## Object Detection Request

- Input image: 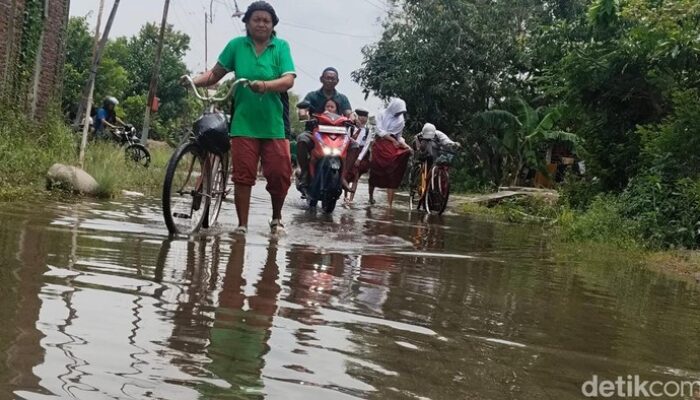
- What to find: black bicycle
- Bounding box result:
[161,76,248,236]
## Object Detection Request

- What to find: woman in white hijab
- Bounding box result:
[368,98,413,207]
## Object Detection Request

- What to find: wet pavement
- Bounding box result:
[2,184,700,399]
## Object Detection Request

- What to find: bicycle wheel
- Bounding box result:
[162,143,210,236]
[203,153,228,229]
[409,162,426,211]
[427,166,450,215]
[125,143,151,167]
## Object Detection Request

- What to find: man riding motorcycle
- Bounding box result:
[296,67,353,194]
[94,96,126,140]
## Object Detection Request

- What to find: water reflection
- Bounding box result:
[4,195,700,399]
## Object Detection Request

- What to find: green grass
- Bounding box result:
[84,141,172,198]
[0,109,173,201]
[0,110,76,201]
[461,194,640,248]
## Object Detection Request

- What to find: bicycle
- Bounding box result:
[162,76,249,236]
[408,143,458,215]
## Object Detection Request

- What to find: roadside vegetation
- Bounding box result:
[0,109,171,201]
[357,0,700,251]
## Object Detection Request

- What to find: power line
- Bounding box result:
[360,0,389,12]
[279,22,376,39]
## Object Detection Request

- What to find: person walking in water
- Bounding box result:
[368,98,412,208]
[344,107,373,203]
[185,1,296,235]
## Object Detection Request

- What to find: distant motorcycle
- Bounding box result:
[114,124,151,168]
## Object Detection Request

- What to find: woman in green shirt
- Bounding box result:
[188,1,296,235]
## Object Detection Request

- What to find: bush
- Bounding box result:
[620,176,700,249]
[560,174,604,210]
[0,108,77,199]
[558,196,639,248]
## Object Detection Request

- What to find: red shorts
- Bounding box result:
[230,137,292,197]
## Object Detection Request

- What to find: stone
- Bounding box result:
[46,163,100,196]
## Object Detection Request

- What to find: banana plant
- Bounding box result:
[473,98,581,186]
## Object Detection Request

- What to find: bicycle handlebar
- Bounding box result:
[181,75,250,103]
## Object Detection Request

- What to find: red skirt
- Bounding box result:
[369,138,411,189]
[345,147,371,182]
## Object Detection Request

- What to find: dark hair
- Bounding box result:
[324,98,341,112]
[322,67,339,76]
[243,1,279,26]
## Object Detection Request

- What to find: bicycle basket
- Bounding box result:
[194,112,230,154]
[435,150,455,166]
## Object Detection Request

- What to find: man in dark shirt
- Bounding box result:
[296,67,353,194]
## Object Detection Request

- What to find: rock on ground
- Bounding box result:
[46,163,100,196]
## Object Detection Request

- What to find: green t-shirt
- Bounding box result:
[218,36,296,139]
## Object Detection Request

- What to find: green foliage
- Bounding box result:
[62,18,193,140]
[472,98,580,185]
[16,0,44,91]
[0,109,77,200]
[620,176,700,249]
[558,196,639,248]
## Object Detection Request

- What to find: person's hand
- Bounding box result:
[250,80,267,94]
[179,75,192,88]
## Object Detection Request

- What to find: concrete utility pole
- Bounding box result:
[78,0,119,168]
[205,12,208,71]
[141,0,170,145]
[73,0,106,129]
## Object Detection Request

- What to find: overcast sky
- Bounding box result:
[69,0,390,112]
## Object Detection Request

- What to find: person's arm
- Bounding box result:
[436,130,459,147]
[340,95,352,117]
[357,130,374,163]
[250,74,295,93]
[189,63,228,87]
[115,116,126,126]
[251,39,296,94]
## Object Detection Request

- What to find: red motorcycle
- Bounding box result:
[298,105,352,213]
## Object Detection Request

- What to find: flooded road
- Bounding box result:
[2,184,700,399]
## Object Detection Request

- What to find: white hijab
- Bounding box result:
[376,98,407,137]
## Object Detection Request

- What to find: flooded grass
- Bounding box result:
[0,110,173,201]
[84,141,171,198]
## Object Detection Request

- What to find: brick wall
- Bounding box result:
[0,0,70,119]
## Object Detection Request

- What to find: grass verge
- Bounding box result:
[0,109,172,201]
[460,193,700,281]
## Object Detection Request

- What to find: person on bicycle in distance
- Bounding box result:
[296,67,352,194]
[186,1,296,235]
[411,123,461,185]
[94,96,125,140]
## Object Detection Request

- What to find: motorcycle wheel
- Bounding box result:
[321,168,341,213]
[125,143,151,167]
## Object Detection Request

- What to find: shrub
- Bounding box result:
[558,196,639,248]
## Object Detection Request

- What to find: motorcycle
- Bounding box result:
[114,124,151,168]
[297,102,352,213]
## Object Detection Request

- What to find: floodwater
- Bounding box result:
[2,184,700,400]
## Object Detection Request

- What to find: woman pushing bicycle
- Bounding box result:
[185,1,296,236]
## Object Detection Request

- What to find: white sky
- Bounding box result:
[69,0,389,113]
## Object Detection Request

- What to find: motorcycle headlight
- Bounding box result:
[331,148,342,156]
[322,146,332,156]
